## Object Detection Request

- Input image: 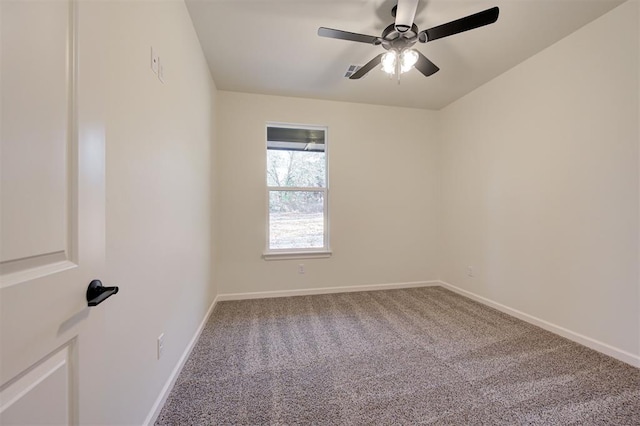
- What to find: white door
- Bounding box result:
[1,1,107,424]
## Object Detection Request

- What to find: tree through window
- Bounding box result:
[266,124,328,252]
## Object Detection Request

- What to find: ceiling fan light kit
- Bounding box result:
[318,1,499,81]
[381,49,419,75]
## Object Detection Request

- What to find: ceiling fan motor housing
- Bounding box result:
[380,23,418,51]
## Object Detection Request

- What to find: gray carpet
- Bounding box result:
[156,286,640,425]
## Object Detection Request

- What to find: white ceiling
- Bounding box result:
[185,0,625,110]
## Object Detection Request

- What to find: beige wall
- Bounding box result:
[215,92,440,295]
[102,1,216,423]
[4,0,637,424]
[439,1,639,358]
[87,2,639,422]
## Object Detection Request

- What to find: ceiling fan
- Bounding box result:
[318,0,499,80]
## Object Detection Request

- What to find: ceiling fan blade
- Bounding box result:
[350,54,384,79]
[414,51,439,76]
[318,27,379,44]
[395,0,419,33]
[418,6,499,43]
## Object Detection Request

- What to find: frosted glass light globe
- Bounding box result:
[381,51,397,75]
[400,49,418,73]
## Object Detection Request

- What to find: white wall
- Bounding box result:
[215,92,440,295]
[98,1,217,423]
[90,2,639,422]
[439,1,639,361]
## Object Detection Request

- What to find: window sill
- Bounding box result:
[262,250,332,261]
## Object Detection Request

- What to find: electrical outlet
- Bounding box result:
[157,333,165,360]
[298,264,305,274]
[467,266,474,277]
[150,47,159,74]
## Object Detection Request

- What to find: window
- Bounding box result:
[265,123,329,258]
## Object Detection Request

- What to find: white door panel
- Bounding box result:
[0,344,73,425]
[0,0,107,424]
[0,0,70,264]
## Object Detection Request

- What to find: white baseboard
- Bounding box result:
[143,295,219,426]
[438,280,640,368]
[217,280,440,301]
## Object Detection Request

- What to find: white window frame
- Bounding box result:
[263,122,331,260]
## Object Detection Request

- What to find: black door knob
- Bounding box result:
[86,279,119,307]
